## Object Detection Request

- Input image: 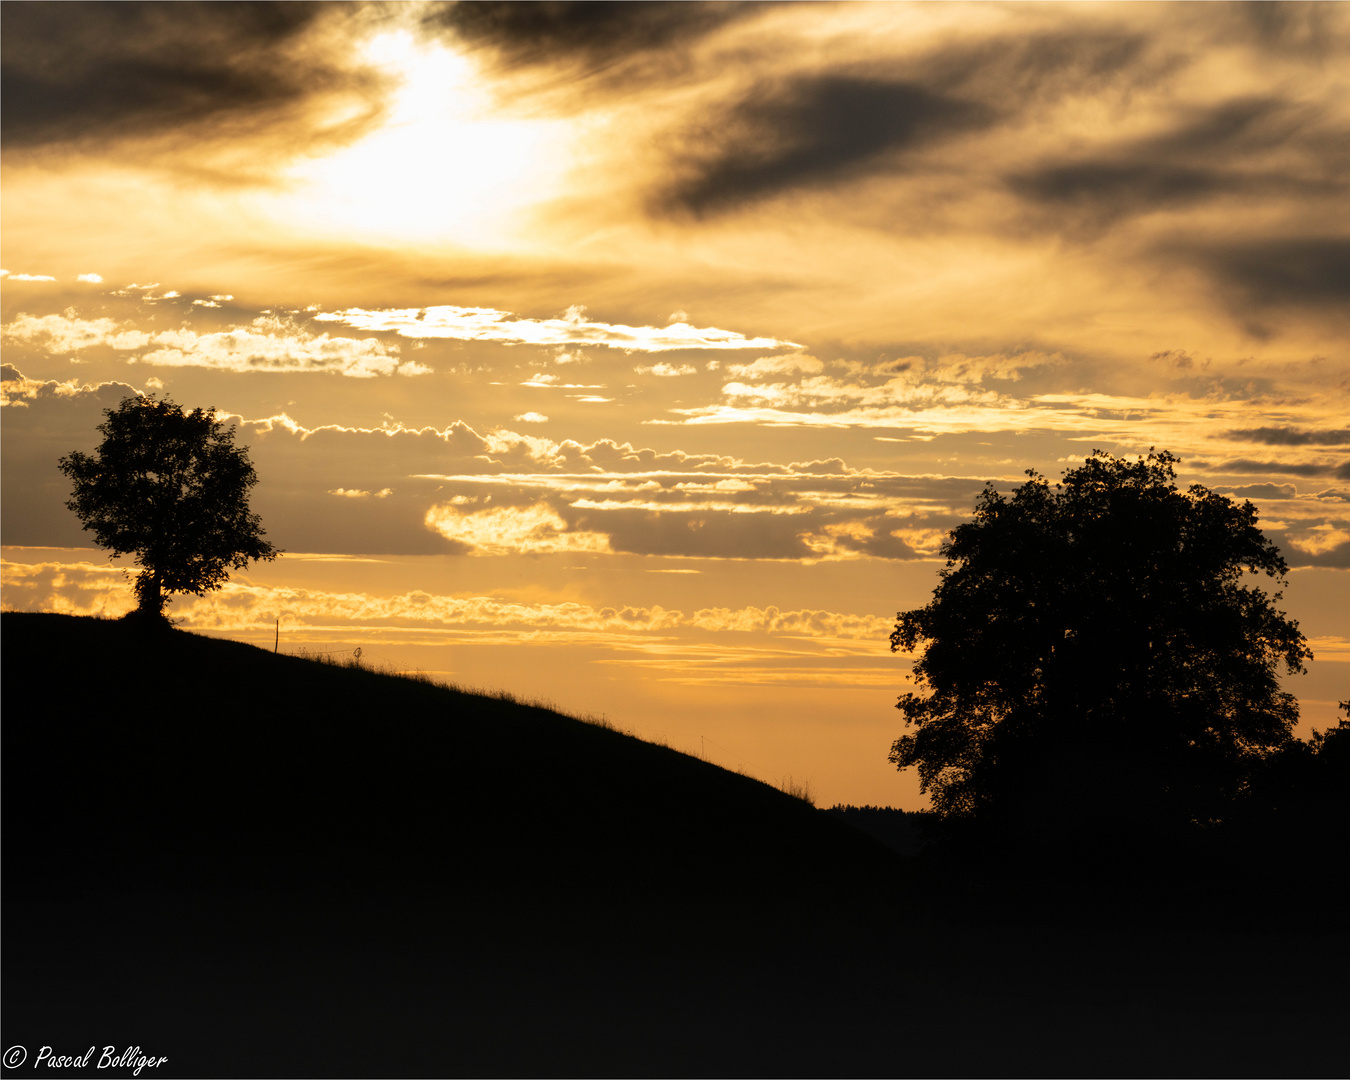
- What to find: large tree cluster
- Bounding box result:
[891,450,1311,832]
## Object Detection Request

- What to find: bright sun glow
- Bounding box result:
[272,31,568,248]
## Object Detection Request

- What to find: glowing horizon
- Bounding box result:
[4,1,1347,807]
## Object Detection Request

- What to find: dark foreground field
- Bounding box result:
[3,613,1346,1077]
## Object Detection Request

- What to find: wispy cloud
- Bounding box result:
[0,557,891,644]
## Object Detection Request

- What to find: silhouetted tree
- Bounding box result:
[890,450,1310,832]
[59,395,278,620]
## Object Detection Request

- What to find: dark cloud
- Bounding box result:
[821,516,921,561]
[0,1,373,151]
[1223,483,1298,500]
[553,437,746,475]
[0,382,459,555]
[922,28,1152,105]
[1223,427,1350,446]
[993,62,1350,300]
[1224,1,1345,59]
[1007,161,1237,223]
[0,371,141,546]
[256,486,464,557]
[1148,96,1316,157]
[578,505,816,561]
[661,76,993,215]
[567,503,925,562]
[1008,96,1346,231]
[427,1,762,84]
[235,419,967,560]
[1271,533,1350,569]
[1196,238,1350,310]
[1212,458,1347,478]
[654,27,1174,216]
[1298,543,1350,568]
[1149,349,1203,370]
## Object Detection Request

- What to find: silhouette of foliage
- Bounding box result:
[1242,719,1350,825]
[890,450,1311,831]
[58,395,278,619]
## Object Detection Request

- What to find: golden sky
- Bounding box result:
[3,1,1348,807]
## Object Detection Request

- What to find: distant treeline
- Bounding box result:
[825,805,934,857]
[829,727,1347,859]
[828,728,1348,931]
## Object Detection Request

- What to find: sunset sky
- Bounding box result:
[3,1,1347,808]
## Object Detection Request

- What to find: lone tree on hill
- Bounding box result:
[59,395,279,621]
[890,449,1310,832]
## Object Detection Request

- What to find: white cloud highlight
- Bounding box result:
[727,352,826,378]
[3,313,151,352]
[329,487,393,499]
[1288,525,1350,556]
[0,366,135,408]
[3,312,420,378]
[139,316,418,378]
[424,501,612,555]
[314,304,800,352]
[636,362,698,376]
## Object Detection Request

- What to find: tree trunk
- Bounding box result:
[135,569,166,617]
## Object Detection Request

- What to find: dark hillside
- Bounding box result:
[1,612,898,916]
[4,613,1348,1077]
[3,613,910,1074]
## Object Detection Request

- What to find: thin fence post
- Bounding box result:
[274,618,279,654]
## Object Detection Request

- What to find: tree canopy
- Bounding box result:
[890,450,1310,832]
[59,395,279,619]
